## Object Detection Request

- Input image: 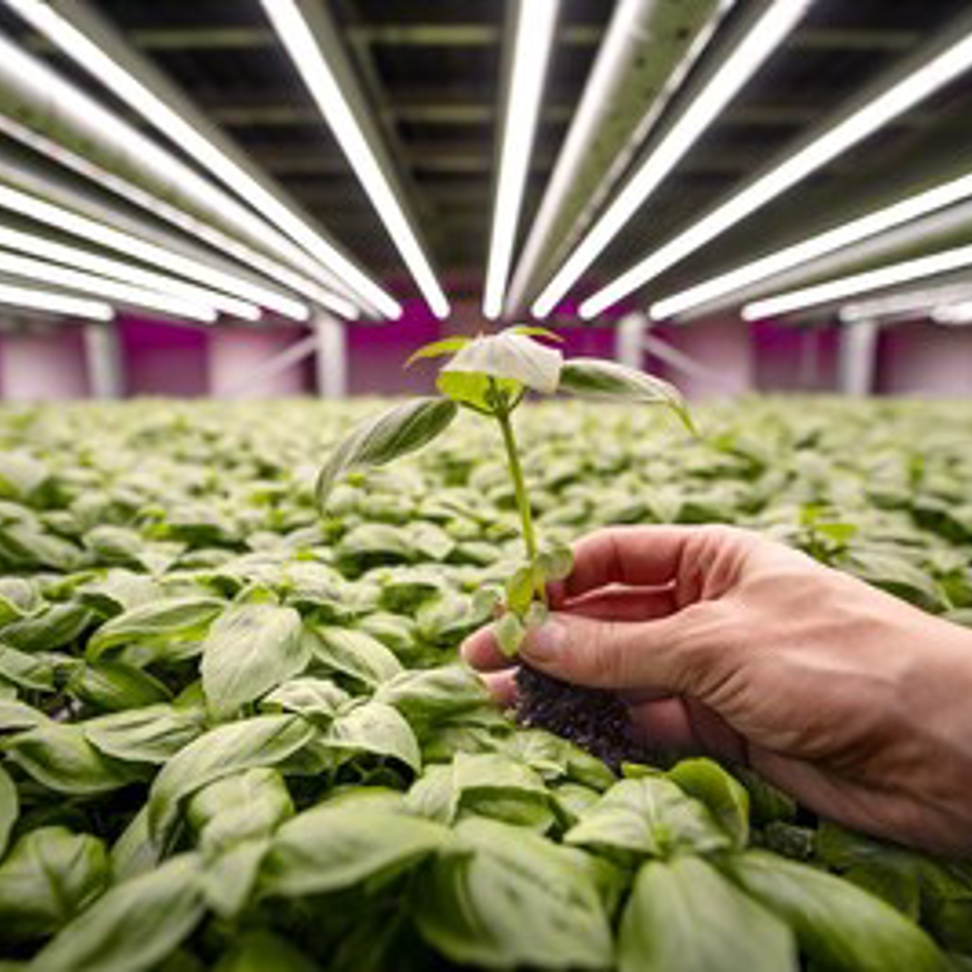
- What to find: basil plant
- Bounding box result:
[317,327,694,656]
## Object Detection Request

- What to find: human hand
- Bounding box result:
[462,525,972,855]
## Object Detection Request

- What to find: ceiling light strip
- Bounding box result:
[933,301,972,325]
[0,7,381,317]
[0,182,309,321]
[505,0,731,315]
[0,116,355,320]
[839,281,972,322]
[0,224,259,320]
[581,13,972,319]
[742,243,972,320]
[261,0,449,318]
[483,0,559,319]
[530,0,810,319]
[0,250,217,322]
[0,280,113,320]
[651,171,972,320]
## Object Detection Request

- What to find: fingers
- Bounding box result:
[480,668,518,707]
[555,585,678,623]
[556,525,756,603]
[461,585,678,672]
[513,609,720,695]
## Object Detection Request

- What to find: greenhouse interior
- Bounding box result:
[0,0,971,970]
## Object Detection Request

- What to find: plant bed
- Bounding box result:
[0,394,968,970]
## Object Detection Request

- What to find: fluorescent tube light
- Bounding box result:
[0,183,311,321]
[933,301,972,324]
[0,250,218,322]
[531,0,808,319]
[0,224,259,320]
[483,0,559,319]
[581,17,972,320]
[0,4,380,318]
[652,171,972,320]
[261,0,448,319]
[839,282,972,322]
[0,281,113,320]
[742,243,972,320]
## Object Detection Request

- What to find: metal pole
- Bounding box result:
[315,313,347,399]
[838,319,879,396]
[83,321,123,399]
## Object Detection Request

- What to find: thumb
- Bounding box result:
[519,607,724,696]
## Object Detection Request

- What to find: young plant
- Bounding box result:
[316,326,695,657]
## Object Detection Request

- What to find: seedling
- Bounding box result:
[316,326,694,656]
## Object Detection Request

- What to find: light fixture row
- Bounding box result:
[579,9,972,320]
[1,1,971,328]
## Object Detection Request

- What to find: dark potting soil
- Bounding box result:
[514,664,648,770]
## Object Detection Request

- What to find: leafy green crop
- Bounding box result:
[0,392,968,969]
[318,327,693,655]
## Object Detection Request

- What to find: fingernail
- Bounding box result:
[523,619,568,664]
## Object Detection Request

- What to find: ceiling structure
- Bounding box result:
[0,0,970,326]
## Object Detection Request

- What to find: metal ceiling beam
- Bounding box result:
[790,27,920,52]
[1,1,375,313]
[111,23,919,54]
[207,99,948,131]
[505,0,731,315]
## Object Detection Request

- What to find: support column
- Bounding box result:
[838,319,879,396]
[83,321,123,399]
[315,313,347,400]
[616,312,647,370]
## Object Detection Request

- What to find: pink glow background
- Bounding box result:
[0,303,968,401]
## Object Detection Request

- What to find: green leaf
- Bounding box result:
[452,752,554,830]
[0,698,50,731]
[0,763,16,858]
[565,776,730,860]
[1,602,92,653]
[536,541,574,583]
[494,611,525,657]
[0,643,55,692]
[618,856,797,972]
[325,699,422,772]
[308,625,403,687]
[436,370,522,412]
[199,837,270,920]
[439,332,563,399]
[505,325,564,343]
[213,930,321,972]
[666,758,750,850]
[187,768,294,853]
[729,850,948,972]
[110,806,159,884]
[147,715,316,850]
[373,664,490,733]
[31,853,206,972]
[5,723,145,794]
[0,577,40,625]
[201,603,308,718]
[260,676,349,722]
[260,803,449,898]
[316,398,458,508]
[86,596,225,663]
[0,827,109,941]
[414,816,612,969]
[505,564,536,615]
[558,358,695,432]
[83,704,206,764]
[403,336,472,368]
[66,659,173,711]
